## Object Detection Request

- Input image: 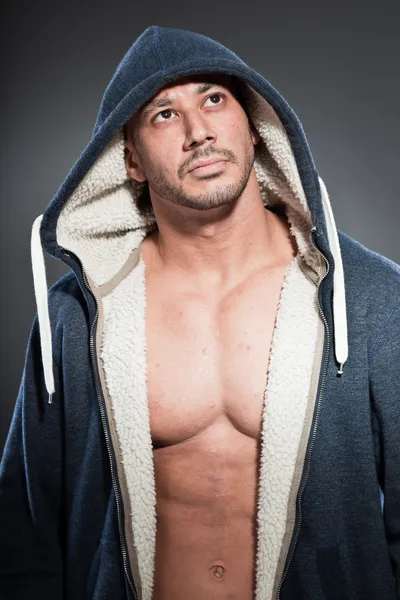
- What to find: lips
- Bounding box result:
[189,158,227,172]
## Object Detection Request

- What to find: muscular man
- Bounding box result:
[124,71,298,600]
[1,25,399,600]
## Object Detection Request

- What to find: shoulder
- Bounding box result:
[338,230,400,291]
[46,271,90,335]
[33,271,93,372]
[338,229,399,273]
[338,230,400,336]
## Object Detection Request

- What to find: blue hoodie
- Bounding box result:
[1,24,399,600]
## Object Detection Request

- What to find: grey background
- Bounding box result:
[1,0,399,456]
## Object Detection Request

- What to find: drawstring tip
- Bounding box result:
[337,363,344,376]
[48,393,53,404]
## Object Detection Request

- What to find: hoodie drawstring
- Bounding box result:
[30,177,348,404]
[318,176,349,375]
[31,215,55,403]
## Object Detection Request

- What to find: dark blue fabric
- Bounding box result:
[1,25,400,599]
[39,24,327,261]
[0,274,127,599]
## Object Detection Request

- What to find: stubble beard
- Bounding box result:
[139,138,256,212]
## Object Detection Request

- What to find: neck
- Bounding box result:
[141,174,297,293]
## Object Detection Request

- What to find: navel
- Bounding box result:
[210,564,225,579]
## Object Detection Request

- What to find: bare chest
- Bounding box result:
[145,262,292,447]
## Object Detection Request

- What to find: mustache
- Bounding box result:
[180,149,237,178]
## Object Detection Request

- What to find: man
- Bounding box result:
[0,24,399,600]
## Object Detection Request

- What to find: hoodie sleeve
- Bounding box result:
[369,303,400,597]
[0,311,63,599]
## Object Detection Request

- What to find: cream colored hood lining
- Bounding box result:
[97,251,322,600]
[28,81,349,597]
[30,82,348,407]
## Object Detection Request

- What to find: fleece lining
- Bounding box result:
[22,25,399,600]
[90,249,322,600]
[50,79,328,599]
[55,83,324,290]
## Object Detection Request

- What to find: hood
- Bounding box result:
[30,24,348,402]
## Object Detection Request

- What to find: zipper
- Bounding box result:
[62,249,138,600]
[276,226,331,599]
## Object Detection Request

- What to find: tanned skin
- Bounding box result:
[124,72,297,600]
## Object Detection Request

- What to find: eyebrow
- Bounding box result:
[141,83,222,118]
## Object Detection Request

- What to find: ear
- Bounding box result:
[250,123,260,146]
[124,125,147,183]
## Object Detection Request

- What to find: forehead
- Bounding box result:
[139,73,240,116]
[126,73,243,132]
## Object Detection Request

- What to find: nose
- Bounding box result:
[183,109,217,150]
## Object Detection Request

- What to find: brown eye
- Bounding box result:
[206,93,223,105]
[154,109,174,122]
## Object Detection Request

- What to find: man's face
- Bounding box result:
[124,73,260,212]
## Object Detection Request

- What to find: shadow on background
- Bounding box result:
[1,0,399,456]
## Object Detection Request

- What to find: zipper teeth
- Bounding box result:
[65,251,137,600]
[276,228,331,599]
[66,232,330,600]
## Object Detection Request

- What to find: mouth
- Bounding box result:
[188,159,228,173]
